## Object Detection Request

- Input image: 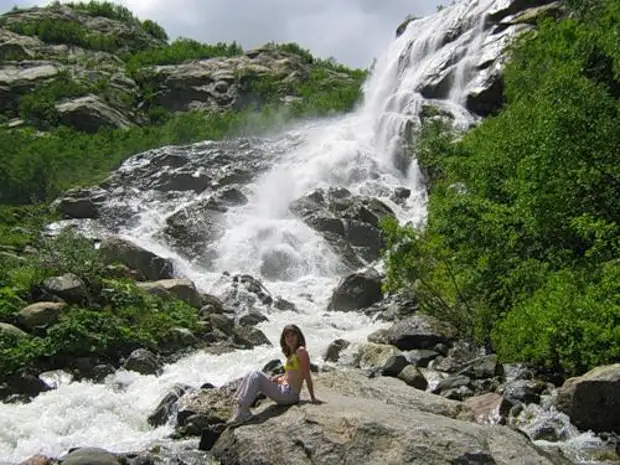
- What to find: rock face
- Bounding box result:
[400,0,564,117]
[98,237,173,281]
[290,187,395,270]
[210,370,570,465]
[371,315,459,351]
[554,364,620,433]
[56,94,134,132]
[327,268,384,312]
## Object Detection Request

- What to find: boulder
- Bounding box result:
[353,343,402,372]
[0,322,29,339]
[210,370,570,464]
[56,94,133,133]
[323,339,350,363]
[60,447,121,465]
[327,268,384,312]
[18,301,66,330]
[18,455,53,465]
[136,278,202,308]
[371,315,458,351]
[232,326,272,349]
[42,273,87,303]
[238,311,269,327]
[397,365,428,390]
[99,237,173,281]
[289,188,395,270]
[55,187,106,219]
[464,392,512,425]
[554,364,620,433]
[122,349,162,376]
[148,383,192,427]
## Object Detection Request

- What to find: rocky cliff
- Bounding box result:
[0,2,363,133]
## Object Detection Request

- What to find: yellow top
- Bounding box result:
[283,353,299,372]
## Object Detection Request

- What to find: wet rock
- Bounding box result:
[199,423,228,451]
[434,375,473,394]
[99,237,173,281]
[372,315,458,351]
[289,188,395,269]
[501,379,546,406]
[148,383,192,427]
[176,381,241,434]
[554,364,620,433]
[503,363,536,381]
[61,447,120,465]
[55,187,104,219]
[232,326,272,349]
[465,393,512,425]
[324,339,350,363]
[458,355,504,380]
[210,314,235,336]
[403,349,440,368]
[238,311,269,326]
[42,273,87,303]
[39,369,73,389]
[19,455,53,465]
[382,354,410,378]
[163,327,200,351]
[363,293,419,321]
[122,349,162,376]
[18,301,66,330]
[262,359,284,376]
[150,169,211,193]
[327,268,384,312]
[397,365,428,390]
[273,296,296,311]
[136,278,203,308]
[231,273,273,306]
[442,385,475,401]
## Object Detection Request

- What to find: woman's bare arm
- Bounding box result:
[297,347,319,403]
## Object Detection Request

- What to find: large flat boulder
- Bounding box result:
[56,94,133,133]
[211,371,570,465]
[554,364,620,433]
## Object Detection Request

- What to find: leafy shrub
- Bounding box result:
[382,1,620,375]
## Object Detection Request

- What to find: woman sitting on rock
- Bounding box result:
[228,324,319,424]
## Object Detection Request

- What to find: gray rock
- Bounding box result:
[42,273,87,303]
[403,349,440,368]
[210,314,234,336]
[382,354,410,378]
[233,326,272,349]
[148,383,192,427]
[289,188,395,270]
[435,375,473,394]
[397,364,428,390]
[56,94,133,133]
[0,322,29,339]
[502,379,546,406]
[327,268,384,312]
[323,339,350,363]
[61,447,120,465]
[122,349,162,376]
[18,301,66,330]
[554,364,620,433]
[458,355,504,380]
[353,343,402,372]
[238,311,268,327]
[99,237,173,281]
[211,370,570,465]
[136,278,203,308]
[464,392,512,425]
[378,315,458,351]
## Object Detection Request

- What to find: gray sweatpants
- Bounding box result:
[234,370,300,409]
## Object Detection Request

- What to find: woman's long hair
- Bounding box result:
[280,324,306,358]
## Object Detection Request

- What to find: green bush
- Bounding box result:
[382,1,620,376]
[125,37,243,72]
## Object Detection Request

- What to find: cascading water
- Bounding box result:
[0,1,611,463]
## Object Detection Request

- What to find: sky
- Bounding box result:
[0,0,444,68]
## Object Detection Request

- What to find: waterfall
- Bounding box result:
[0,1,533,462]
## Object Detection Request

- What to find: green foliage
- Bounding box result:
[18,71,90,125]
[6,18,120,52]
[125,38,243,72]
[383,0,620,375]
[140,19,168,41]
[0,279,203,378]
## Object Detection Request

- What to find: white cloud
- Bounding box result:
[0,0,444,67]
